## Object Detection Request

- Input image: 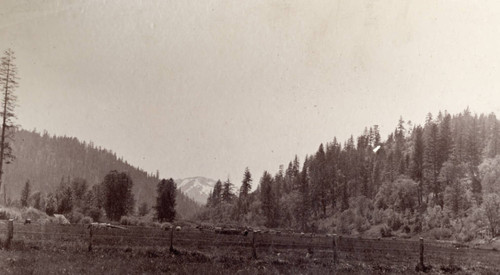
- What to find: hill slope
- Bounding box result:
[1,129,201,219]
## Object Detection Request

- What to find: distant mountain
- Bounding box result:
[1,129,202,219]
[175,177,216,204]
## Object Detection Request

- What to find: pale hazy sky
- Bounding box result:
[1,1,500,185]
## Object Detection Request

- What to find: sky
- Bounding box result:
[1,0,500,186]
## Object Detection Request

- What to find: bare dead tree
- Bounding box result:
[0,49,19,195]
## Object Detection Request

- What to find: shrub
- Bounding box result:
[0,209,10,220]
[413,223,422,233]
[354,212,371,233]
[338,209,354,234]
[0,207,22,221]
[424,205,447,230]
[80,216,93,224]
[385,209,403,231]
[403,225,411,234]
[371,208,384,225]
[455,232,474,243]
[120,216,139,226]
[22,207,47,222]
[430,227,452,240]
[88,207,104,223]
[67,211,84,224]
[380,225,393,237]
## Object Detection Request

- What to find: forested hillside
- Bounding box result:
[202,109,500,241]
[1,129,201,219]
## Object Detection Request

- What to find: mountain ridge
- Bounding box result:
[1,129,202,219]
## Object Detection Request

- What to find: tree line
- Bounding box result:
[19,171,177,223]
[201,109,500,240]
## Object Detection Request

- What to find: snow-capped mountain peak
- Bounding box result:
[175,177,217,204]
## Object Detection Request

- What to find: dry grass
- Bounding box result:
[0,238,499,274]
[2,222,500,274]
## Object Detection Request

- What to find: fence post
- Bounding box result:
[169,226,174,252]
[88,225,93,252]
[252,231,257,259]
[416,237,425,271]
[5,219,13,249]
[332,234,338,266]
[419,237,424,267]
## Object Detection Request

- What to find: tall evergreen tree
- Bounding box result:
[210,180,223,207]
[101,170,135,221]
[260,171,276,227]
[20,180,30,207]
[222,178,234,203]
[239,168,252,199]
[238,167,253,216]
[56,177,73,214]
[155,178,176,222]
[424,121,442,206]
[486,113,500,158]
[0,49,19,195]
[467,116,482,203]
[411,126,425,206]
[438,113,453,167]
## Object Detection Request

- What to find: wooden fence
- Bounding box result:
[0,219,494,270]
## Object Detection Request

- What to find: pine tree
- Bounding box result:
[411,126,425,205]
[295,162,311,230]
[20,180,30,207]
[310,144,328,216]
[424,121,442,206]
[237,168,253,216]
[101,170,135,221]
[486,113,500,158]
[0,49,19,194]
[222,178,234,203]
[29,191,42,210]
[155,178,176,222]
[239,167,252,199]
[438,113,453,167]
[56,177,73,214]
[138,202,149,216]
[71,177,88,209]
[467,116,482,203]
[211,180,223,207]
[260,171,275,227]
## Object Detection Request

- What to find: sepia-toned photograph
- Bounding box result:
[1,0,500,274]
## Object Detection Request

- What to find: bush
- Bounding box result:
[67,211,84,224]
[0,207,22,221]
[371,208,384,225]
[403,225,411,234]
[80,216,93,224]
[423,205,447,230]
[88,207,104,223]
[413,223,422,233]
[455,232,474,243]
[385,209,403,231]
[0,209,9,220]
[338,209,354,234]
[22,207,47,222]
[354,212,371,233]
[120,216,139,226]
[380,225,393,237]
[430,227,453,240]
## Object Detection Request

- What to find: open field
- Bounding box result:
[1,221,500,274]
